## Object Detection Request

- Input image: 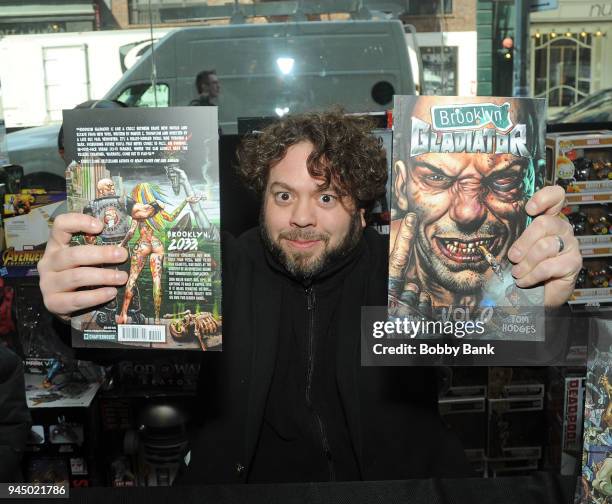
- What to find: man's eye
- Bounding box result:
[319,194,337,205]
[423,173,452,188]
[490,176,521,192]
[274,192,292,203]
[426,174,447,182]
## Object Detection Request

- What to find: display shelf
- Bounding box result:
[568,287,612,309]
[565,191,612,204]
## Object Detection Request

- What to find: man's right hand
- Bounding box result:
[37,213,128,318]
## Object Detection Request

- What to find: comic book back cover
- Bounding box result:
[63,107,221,351]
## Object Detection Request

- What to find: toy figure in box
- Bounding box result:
[589,268,610,288]
[574,158,593,182]
[576,268,588,289]
[593,160,612,181]
[569,211,588,235]
[591,216,612,235]
[6,193,35,215]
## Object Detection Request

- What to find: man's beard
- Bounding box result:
[260,210,363,281]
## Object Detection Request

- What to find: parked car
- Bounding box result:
[549,87,612,124]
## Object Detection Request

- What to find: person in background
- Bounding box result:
[189,70,220,107]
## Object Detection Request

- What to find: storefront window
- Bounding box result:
[421,46,458,95]
[533,32,597,107]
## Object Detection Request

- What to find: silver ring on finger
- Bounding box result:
[556,234,565,255]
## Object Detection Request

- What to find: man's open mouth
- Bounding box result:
[435,237,497,263]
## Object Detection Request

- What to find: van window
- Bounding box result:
[117,83,169,107]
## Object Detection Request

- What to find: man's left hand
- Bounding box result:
[508,185,582,307]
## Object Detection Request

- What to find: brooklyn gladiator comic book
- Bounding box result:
[388,96,546,342]
[63,107,221,351]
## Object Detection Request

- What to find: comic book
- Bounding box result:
[63,107,221,351]
[387,96,546,347]
[369,128,392,234]
[575,319,612,504]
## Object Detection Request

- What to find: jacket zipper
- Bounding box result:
[305,286,335,481]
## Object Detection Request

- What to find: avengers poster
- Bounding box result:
[63,107,221,351]
[387,96,546,343]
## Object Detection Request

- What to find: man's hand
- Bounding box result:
[388,212,432,318]
[508,185,582,307]
[37,213,129,318]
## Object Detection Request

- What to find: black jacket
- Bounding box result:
[0,347,30,482]
[178,227,471,484]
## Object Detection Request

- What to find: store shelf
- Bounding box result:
[578,234,612,257]
[568,287,612,310]
[566,191,612,204]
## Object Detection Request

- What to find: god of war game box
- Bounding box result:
[388,96,546,342]
[63,107,221,351]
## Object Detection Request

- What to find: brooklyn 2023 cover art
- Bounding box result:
[64,107,221,351]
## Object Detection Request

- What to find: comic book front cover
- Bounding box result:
[575,319,612,504]
[389,96,546,342]
[63,107,221,351]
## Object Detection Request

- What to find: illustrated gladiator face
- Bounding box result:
[394,96,529,295]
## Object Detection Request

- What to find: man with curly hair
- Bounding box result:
[237,111,387,281]
[38,110,578,484]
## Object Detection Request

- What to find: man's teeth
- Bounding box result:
[444,239,490,255]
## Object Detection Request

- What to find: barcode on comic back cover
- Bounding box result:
[118,325,166,343]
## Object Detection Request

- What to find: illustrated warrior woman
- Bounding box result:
[117,182,201,324]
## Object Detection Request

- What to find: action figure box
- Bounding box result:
[570,258,612,312]
[546,367,585,475]
[487,367,546,399]
[487,395,544,460]
[0,189,65,277]
[63,107,222,351]
[439,385,487,456]
[546,130,612,200]
[26,456,70,485]
[369,128,392,234]
[565,203,612,257]
[387,96,546,344]
[575,319,612,503]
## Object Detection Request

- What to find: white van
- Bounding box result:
[8,19,415,177]
[105,20,415,133]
